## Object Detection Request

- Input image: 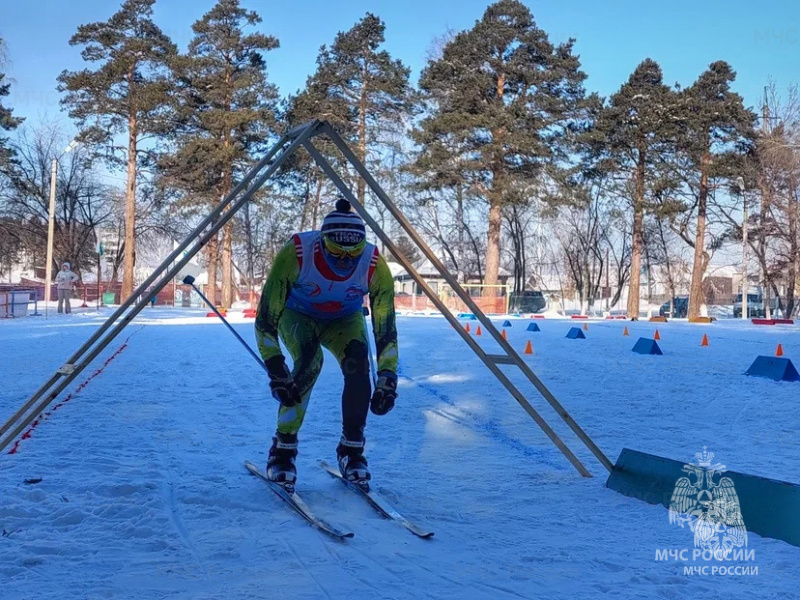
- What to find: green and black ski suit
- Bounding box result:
[255,231,398,440]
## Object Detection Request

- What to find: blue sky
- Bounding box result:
[2,0,799,133]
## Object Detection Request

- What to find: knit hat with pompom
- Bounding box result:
[320,198,366,247]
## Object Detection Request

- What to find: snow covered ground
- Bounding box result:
[1,308,799,599]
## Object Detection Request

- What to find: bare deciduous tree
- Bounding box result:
[0,123,114,280]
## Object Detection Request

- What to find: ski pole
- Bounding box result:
[183,275,269,375]
[361,307,378,387]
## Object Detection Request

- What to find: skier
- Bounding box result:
[255,198,398,489]
[55,262,79,314]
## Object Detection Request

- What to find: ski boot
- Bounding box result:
[336,436,371,491]
[266,432,298,492]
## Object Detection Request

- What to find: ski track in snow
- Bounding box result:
[1,308,799,599]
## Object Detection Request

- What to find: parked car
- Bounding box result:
[733,289,779,318]
[659,296,689,318]
[509,290,547,314]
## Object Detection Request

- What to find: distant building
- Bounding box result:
[389,256,511,314]
[389,256,511,296]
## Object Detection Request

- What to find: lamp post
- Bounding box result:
[96,233,104,310]
[737,176,747,320]
[44,139,80,318]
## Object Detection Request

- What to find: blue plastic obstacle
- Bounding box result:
[745,356,800,382]
[457,313,477,320]
[527,322,541,332]
[606,448,800,548]
[632,337,662,355]
[566,327,586,339]
[502,319,512,327]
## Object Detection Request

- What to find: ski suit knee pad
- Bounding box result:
[341,339,370,378]
[340,339,371,441]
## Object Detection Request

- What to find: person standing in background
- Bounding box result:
[55,262,79,314]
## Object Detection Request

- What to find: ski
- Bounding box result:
[244,461,354,540]
[319,460,434,539]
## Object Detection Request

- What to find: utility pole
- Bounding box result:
[244,200,256,308]
[643,240,653,318]
[605,247,610,313]
[44,159,57,318]
[97,234,103,311]
[43,139,80,318]
[738,177,747,320]
[761,88,772,319]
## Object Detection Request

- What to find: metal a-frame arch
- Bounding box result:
[0,119,613,478]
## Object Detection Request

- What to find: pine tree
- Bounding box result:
[589,59,676,318]
[1,37,26,279]
[288,13,413,209]
[282,71,351,233]
[412,0,591,289]
[159,0,279,308]
[674,62,756,320]
[58,0,176,302]
[0,36,23,172]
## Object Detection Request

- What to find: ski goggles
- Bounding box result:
[322,234,366,259]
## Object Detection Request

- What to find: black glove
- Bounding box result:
[370,370,397,416]
[264,356,302,407]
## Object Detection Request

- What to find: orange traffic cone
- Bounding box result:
[476,326,482,336]
[501,328,507,340]
[654,329,661,341]
[465,323,471,333]
[524,340,533,355]
[623,326,629,336]
[776,344,784,357]
[583,323,588,331]
[701,334,709,347]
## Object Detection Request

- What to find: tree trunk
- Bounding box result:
[507,208,523,295]
[220,65,234,309]
[484,194,502,291]
[206,221,219,307]
[121,111,137,303]
[658,219,677,314]
[357,71,368,208]
[760,195,772,318]
[786,178,800,318]
[467,226,483,283]
[220,173,233,308]
[231,266,239,305]
[644,241,653,316]
[627,150,646,319]
[582,256,590,315]
[628,211,644,319]
[787,173,798,316]
[221,222,233,308]
[311,178,323,230]
[485,77,505,293]
[456,182,465,282]
[243,200,256,307]
[299,175,312,231]
[111,248,122,286]
[688,152,711,320]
